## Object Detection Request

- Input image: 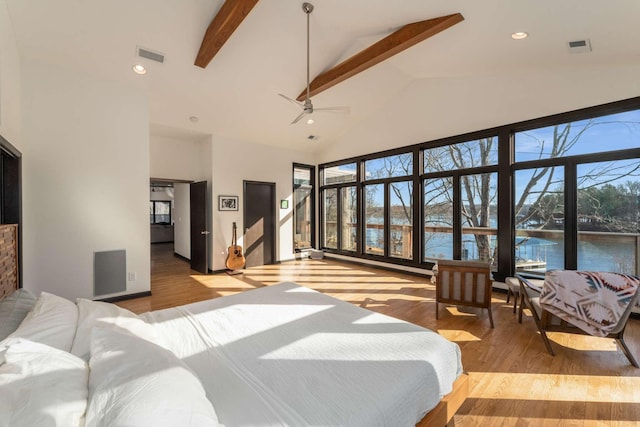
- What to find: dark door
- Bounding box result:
[243,181,276,268]
[190,181,208,273]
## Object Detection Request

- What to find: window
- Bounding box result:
[577,160,639,274]
[424,138,498,173]
[341,186,357,251]
[514,167,565,273]
[365,153,412,179]
[461,172,497,263]
[423,177,453,260]
[323,163,356,185]
[150,201,171,224]
[390,181,413,259]
[515,110,640,162]
[293,164,315,251]
[323,188,338,249]
[364,184,384,255]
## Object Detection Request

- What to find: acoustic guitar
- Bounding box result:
[225,222,246,270]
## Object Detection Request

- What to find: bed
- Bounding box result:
[0,224,468,426]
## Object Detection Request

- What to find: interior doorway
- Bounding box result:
[149,178,209,273]
[243,181,276,268]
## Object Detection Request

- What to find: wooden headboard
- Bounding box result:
[0,224,18,301]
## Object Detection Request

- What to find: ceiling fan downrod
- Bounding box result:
[302,3,313,106]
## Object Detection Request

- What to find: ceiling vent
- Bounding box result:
[136,46,165,63]
[567,39,591,54]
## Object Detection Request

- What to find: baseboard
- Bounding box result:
[173,252,190,262]
[97,291,152,303]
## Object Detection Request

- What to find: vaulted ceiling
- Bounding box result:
[6,0,640,153]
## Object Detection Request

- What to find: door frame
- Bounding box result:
[243,180,277,266]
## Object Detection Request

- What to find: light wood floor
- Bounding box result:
[117,243,640,426]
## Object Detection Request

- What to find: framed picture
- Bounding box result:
[218,195,238,211]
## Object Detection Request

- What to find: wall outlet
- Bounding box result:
[127,272,137,282]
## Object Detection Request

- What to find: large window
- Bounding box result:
[293,164,315,251]
[150,201,171,224]
[319,97,640,279]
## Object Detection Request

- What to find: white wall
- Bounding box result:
[209,136,314,271]
[0,0,22,146]
[173,183,190,258]
[320,64,640,162]
[21,59,150,300]
[150,134,210,182]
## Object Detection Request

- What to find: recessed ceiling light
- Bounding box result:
[307,118,314,125]
[511,32,529,40]
[189,116,199,123]
[132,64,147,75]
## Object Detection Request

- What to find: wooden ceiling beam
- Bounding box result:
[195,0,260,68]
[296,13,464,101]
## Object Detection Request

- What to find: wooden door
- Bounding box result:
[189,181,208,273]
[243,181,276,268]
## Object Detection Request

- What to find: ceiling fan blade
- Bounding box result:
[278,93,304,109]
[290,111,308,125]
[313,106,351,114]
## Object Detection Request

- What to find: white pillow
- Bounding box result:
[86,327,219,427]
[8,292,78,352]
[71,298,165,361]
[0,289,37,340]
[0,338,88,427]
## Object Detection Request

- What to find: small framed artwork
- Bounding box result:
[280,200,289,209]
[218,195,238,211]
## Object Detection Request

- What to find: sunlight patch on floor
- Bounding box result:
[468,372,640,401]
[437,329,481,342]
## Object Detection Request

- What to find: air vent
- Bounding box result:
[136,46,165,63]
[567,39,591,54]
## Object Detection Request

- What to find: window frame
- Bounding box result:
[149,200,172,225]
[293,163,316,252]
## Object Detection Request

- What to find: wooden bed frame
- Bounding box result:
[0,224,18,301]
[0,223,467,426]
[417,372,469,427]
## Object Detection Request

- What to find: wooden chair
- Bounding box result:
[516,274,640,368]
[435,259,494,328]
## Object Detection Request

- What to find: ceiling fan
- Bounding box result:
[279,2,350,125]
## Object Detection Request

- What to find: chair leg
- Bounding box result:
[506,289,511,304]
[435,302,439,320]
[518,293,525,323]
[539,330,555,356]
[487,305,494,328]
[616,337,639,368]
[512,293,518,314]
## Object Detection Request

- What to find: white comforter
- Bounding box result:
[142,282,463,427]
